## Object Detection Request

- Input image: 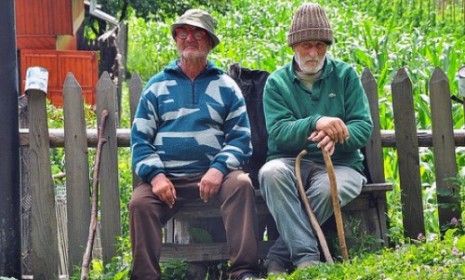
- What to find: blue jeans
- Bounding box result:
[259,158,365,266]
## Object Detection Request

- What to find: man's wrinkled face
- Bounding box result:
[174,25,212,60]
[293,41,328,74]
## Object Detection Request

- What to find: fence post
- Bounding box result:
[26,67,59,279]
[18,96,33,275]
[361,68,389,244]
[96,72,121,263]
[129,74,142,123]
[63,73,91,273]
[0,0,21,276]
[429,68,460,230]
[129,74,143,188]
[116,22,128,122]
[362,68,385,183]
[391,68,425,239]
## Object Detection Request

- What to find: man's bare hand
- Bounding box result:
[308,130,336,156]
[198,168,224,203]
[315,116,349,144]
[151,173,176,208]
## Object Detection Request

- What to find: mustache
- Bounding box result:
[302,57,320,63]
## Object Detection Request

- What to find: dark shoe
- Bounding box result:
[265,259,287,275]
[238,273,265,280]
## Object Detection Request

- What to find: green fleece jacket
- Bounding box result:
[263,56,373,172]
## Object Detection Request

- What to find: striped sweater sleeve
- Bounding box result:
[131,86,164,183]
[210,75,252,174]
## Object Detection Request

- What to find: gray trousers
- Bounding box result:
[259,158,365,267]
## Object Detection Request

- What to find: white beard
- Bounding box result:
[295,53,325,74]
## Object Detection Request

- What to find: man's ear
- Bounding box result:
[209,37,214,49]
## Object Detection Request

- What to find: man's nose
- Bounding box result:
[307,47,319,56]
[185,32,196,41]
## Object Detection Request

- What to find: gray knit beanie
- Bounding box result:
[288,3,333,46]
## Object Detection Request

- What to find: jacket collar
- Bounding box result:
[289,56,335,100]
[165,60,223,77]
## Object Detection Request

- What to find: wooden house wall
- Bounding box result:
[16,0,84,49]
[20,49,98,106]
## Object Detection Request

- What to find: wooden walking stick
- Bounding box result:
[81,109,109,280]
[322,149,349,261]
[295,149,334,264]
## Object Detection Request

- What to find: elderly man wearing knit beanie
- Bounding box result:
[129,9,261,280]
[259,3,373,275]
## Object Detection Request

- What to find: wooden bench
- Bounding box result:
[158,65,393,262]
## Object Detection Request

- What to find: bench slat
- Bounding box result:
[362,183,393,193]
[161,241,272,262]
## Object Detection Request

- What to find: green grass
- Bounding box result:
[277,229,465,280]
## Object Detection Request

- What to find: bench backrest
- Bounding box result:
[228,64,269,186]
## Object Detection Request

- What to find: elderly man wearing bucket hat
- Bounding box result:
[259,3,373,274]
[129,9,260,280]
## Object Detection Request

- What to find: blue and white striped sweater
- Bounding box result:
[131,61,252,183]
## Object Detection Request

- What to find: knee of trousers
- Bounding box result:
[223,171,254,199]
[129,194,163,221]
[259,159,294,191]
[259,160,294,182]
[310,184,332,202]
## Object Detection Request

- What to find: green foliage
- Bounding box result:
[277,229,465,280]
[188,227,213,243]
[97,0,230,21]
[160,259,189,280]
[343,217,384,256]
[70,237,132,280]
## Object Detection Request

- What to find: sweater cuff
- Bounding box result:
[309,114,323,132]
[210,162,228,175]
[146,170,165,184]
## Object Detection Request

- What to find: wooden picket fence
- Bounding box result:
[18,67,465,279]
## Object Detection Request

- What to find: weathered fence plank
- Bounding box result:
[391,68,425,239]
[116,22,128,122]
[96,72,121,263]
[27,88,59,279]
[129,74,143,188]
[18,95,32,275]
[429,68,461,228]
[361,68,389,244]
[63,73,91,272]
[362,68,385,183]
[161,241,272,262]
[129,74,142,123]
